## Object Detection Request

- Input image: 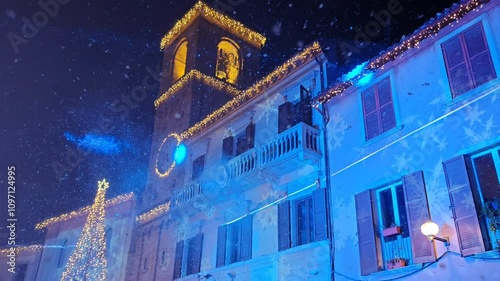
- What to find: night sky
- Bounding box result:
[0,0,457,246]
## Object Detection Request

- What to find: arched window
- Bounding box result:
[57,240,67,268]
[216,38,241,85]
[105,228,113,258]
[172,39,188,81]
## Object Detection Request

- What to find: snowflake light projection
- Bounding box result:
[425,160,451,218]
[200,257,211,272]
[255,94,279,126]
[256,208,277,229]
[328,113,348,149]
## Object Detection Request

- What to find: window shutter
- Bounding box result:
[377,79,396,132]
[240,215,253,261]
[246,122,256,148]
[463,24,497,87]
[173,240,184,279]
[355,190,379,275]
[313,188,328,241]
[216,225,227,267]
[442,36,472,97]
[278,102,293,133]
[278,200,291,251]
[362,87,380,140]
[222,136,234,158]
[402,171,436,264]
[443,155,485,256]
[187,233,203,275]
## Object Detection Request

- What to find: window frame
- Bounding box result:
[215,38,241,85]
[436,16,500,104]
[191,154,205,180]
[172,39,188,82]
[292,196,315,247]
[361,76,397,141]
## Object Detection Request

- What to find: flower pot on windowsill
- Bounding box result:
[382,226,401,237]
[386,259,406,270]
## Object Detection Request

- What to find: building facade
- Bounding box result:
[316,0,500,280]
[0,246,42,281]
[126,2,332,281]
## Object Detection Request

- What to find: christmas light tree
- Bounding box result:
[60,179,109,281]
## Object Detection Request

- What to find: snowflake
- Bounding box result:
[177,215,190,240]
[392,152,411,173]
[464,104,485,127]
[492,92,499,103]
[328,113,348,149]
[280,260,292,279]
[256,208,277,229]
[463,114,495,145]
[260,188,280,202]
[255,94,279,126]
[200,257,211,272]
[426,160,450,217]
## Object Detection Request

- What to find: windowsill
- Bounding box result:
[362,125,404,148]
[279,239,330,256]
[369,263,423,278]
[445,78,500,109]
[470,249,500,259]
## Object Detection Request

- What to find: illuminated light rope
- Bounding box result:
[60,179,109,281]
[0,245,43,254]
[160,1,266,50]
[155,133,183,178]
[136,201,171,224]
[315,0,487,105]
[154,70,241,108]
[35,193,134,230]
[179,42,323,139]
[368,0,488,69]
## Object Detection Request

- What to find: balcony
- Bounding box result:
[170,179,208,215]
[226,122,322,188]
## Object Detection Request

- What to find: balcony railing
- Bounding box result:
[226,122,321,184]
[381,236,413,270]
[172,179,204,208]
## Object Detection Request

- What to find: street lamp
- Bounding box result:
[421,221,450,246]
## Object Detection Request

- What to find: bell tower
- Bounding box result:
[143,1,266,209]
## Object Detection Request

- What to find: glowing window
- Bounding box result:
[172,39,188,81]
[216,39,240,84]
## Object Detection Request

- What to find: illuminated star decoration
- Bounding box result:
[60,179,109,281]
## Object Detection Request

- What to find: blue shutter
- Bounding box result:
[240,216,253,261]
[222,136,234,158]
[278,200,291,251]
[355,190,379,275]
[173,240,184,279]
[278,102,293,133]
[464,23,497,87]
[246,122,256,148]
[443,155,485,256]
[313,188,328,241]
[187,233,203,275]
[216,225,227,267]
[402,171,436,264]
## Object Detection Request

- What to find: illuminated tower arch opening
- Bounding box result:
[216,38,241,85]
[172,39,188,81]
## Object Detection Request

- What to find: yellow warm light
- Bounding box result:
[60,179,109,281]
[421,221,439,237]
[179,41,323,139]
[173,39,188,81]
[154,69,241,108]
[35,193,134,230]
[160,1,266,50]
[0,245,43,254]
[136,201,171,224]
[216,39,240,85]
[155,133,182,178]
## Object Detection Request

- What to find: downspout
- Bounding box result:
[314,56,334,281]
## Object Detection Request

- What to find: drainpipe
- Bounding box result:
[314,56,334,281]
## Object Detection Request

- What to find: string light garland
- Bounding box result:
[60,179,109,281]
[160,1,266,50]
[179,41,323,139]
[136,201,171,224]
[155,133,182,178]
[35,193,134,230]
[368,0,488,69]
[154,70,241,108]
[315,0,488,105]
[0,245,43,255]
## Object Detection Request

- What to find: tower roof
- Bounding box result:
[160,1,266,50]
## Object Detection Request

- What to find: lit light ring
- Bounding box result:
[155,133,183,178]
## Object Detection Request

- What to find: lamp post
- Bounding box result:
[421,221,450,246]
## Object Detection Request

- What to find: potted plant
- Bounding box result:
[482,197,500,251]
[382,222,401,237]
[386,257,407,269]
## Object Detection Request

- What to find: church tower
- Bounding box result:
[143,1,265,209]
